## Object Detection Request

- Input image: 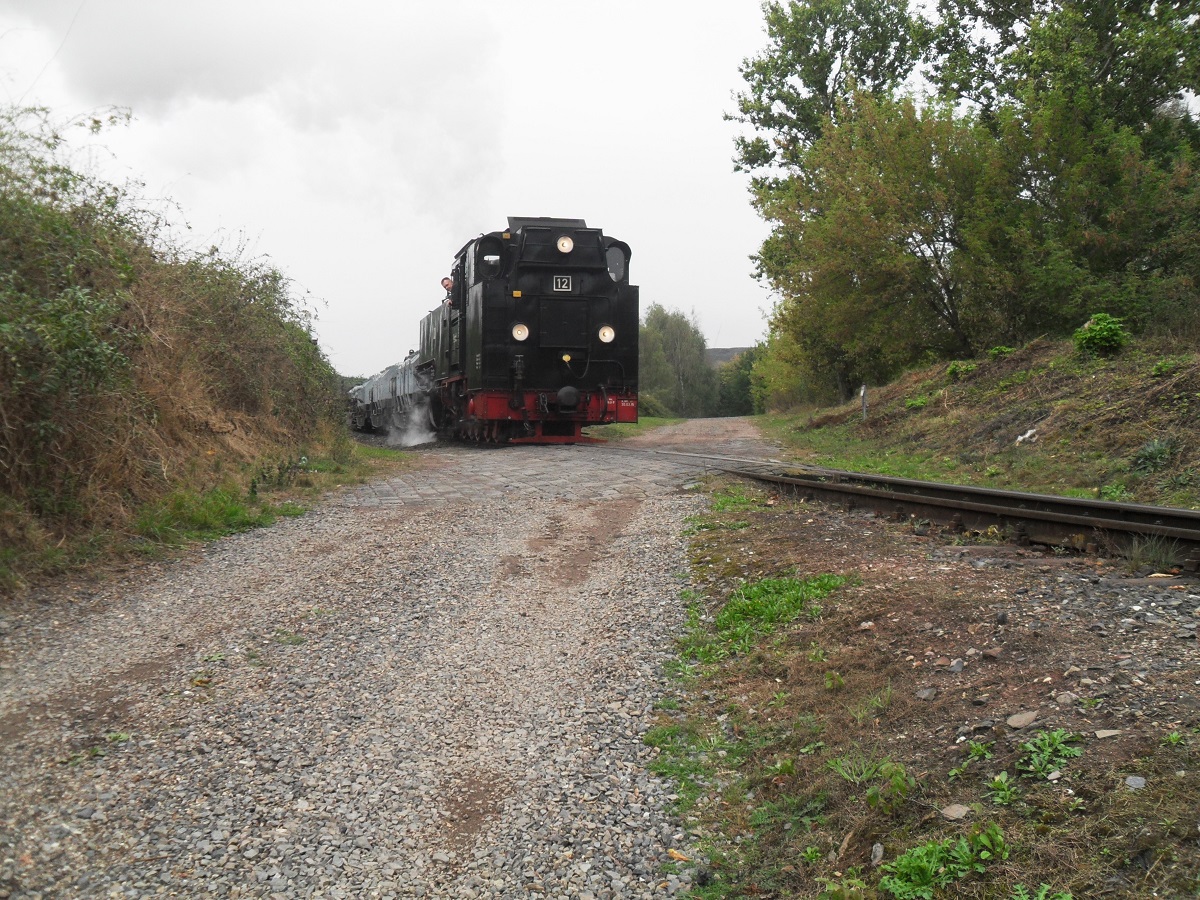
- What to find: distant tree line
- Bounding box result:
[638,303,763,418]
[731,0,1200,405]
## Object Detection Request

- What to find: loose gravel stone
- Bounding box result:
[0,431,783,898]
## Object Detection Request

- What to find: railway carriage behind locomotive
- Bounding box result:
[350,217,639,442]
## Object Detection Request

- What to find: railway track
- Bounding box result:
[609,446,1200,570]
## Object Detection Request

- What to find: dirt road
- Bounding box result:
[0,419,773,898]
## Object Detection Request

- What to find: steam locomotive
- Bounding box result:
[349,217,639,443]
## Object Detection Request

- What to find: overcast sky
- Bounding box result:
[0,1,774,376]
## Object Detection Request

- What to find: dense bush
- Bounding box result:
[1072,313,1130,357]
[0,107,342,574]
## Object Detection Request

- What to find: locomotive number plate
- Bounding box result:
[552,275,572,292]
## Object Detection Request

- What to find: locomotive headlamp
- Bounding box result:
[562,353,572,363]
[512,323,530,341]
[598,325,615,343]
[556,235,574,254]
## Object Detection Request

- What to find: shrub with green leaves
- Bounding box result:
[0,107,343,584]
[1072,313,1129,356]
[946,360,976,381]
[1131,438,1174,473]
[864,761,916,815]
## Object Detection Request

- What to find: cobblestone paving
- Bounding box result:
[333,445,714,508]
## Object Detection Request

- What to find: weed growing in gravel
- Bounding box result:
[1122,534,1182,573]
[679,574,845,662]
[864,762,916,815]
[878,823,1009,898]
[1017,729,1082,778]
[850,682,893,725]
[1009,885,1073,900]
[827,753,889,785]
[135,487,302,544]
[644,722,716,814]
[987,771,1020,806]
[710,487,758,513]
[273,630,306,646]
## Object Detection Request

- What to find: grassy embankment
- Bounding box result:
[647,477,1198,899]
[758,337,1200,510]
[0,109,409,595]
[634,337,1200,898]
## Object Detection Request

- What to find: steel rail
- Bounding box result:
[600,444,1200,566]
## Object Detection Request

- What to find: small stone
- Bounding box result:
[982,647,1003,659]
[995,611,1009,625]
[1095,729,1122,739]
[1046,770,1062,782]
[940,803,972,821]
[1055,692,1079,706]
[859,621,875,631]
[949,658,965,673]
[1125,776,1147,790]
[934,657,951,666]
[870,843,884,867]
[915,688,937,701]
[432,851,451,864]
[1007,711,1038,729]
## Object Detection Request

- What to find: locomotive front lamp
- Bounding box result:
[512,323,530,341]
[598,325,615,343]
[556,235,574,253]
[562,353,572,363]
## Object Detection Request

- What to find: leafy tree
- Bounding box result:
[928,0,1200,146]
[729,0,922,174]
[749,329,823,410]
[639,304,718,417]
[737,0,1200,403]
[715,346,763,416]
[758,94,1062,394]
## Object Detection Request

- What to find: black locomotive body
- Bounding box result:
[349,217,639,443]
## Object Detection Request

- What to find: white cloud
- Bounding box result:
[0,0,772,374]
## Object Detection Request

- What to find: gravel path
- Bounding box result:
[0,426,773,898]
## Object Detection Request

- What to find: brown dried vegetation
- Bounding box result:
[656,476,1200,898]
[0,109,344,592]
